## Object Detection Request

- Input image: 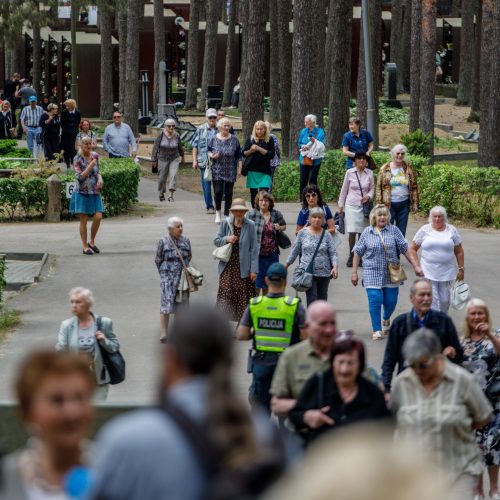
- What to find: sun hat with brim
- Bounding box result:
[229,198,248,212]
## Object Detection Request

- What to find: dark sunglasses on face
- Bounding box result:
[305,193,318,198]
[113,115,121,119]
[395,152,405,156]
[411,357,435,370]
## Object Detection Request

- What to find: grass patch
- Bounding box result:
[0,309,21,343]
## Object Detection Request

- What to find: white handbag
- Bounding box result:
[450,281,471,310]
[212,218,233,262]
[203,157,212,182]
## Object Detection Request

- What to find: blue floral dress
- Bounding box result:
[461,329,500,466]
[155,235,191,314]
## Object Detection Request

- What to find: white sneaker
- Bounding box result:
[372,331,383,341]
[215,211,221,224]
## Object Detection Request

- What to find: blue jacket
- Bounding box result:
[298,127,325,166]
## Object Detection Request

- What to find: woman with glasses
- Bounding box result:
[375,144,419,237]
[391,328,492,500]
[296,184,336,236]
[151,119,185,202]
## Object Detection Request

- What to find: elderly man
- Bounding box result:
[270,301,337,419]
[191,108,217,214]
[381,278,463,394]
[236,263,306,414]
[103,111,137,159]
[19,95,43,158]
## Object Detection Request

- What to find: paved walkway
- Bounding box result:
[0,176,499,402]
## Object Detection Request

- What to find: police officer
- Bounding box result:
[236,263,307,413]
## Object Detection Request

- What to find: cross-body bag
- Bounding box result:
[272,211,291,249]
[301,130,317,166]
[212,218,234,262]
[354,170,373,218]
[204,155,213,181]
[376,228,407,284]
[169,237,202,292]
[291,230,325,292]
[96,316,125,385]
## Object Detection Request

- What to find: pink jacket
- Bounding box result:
[338,167,374,208]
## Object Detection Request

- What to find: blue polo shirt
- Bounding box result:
[342,129,374,168]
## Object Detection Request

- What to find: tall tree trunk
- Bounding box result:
[409,0,422,132]
[268,0,281,122]
[32,19,41,98]
[185,0,201,109]
[310,0,328,127]
[399,0,412,92]
[242,0,266,138]
[468,0,482,122]
[277,0,292,156]
[327,0,352,148]
[238,0,249,112]
[419,0,437,159]
[117,4,128,110]
[290,0,314,159]
[222,0,238,107]
[390,0,403,90]
[99,6,114,119]
[455,0,475,105]
[478,0,500,166]
[153,0,165,113]
[198,0,220,111]
[123,0,143,134]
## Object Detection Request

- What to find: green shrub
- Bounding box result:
[400,129,432,158]
[0,176,47,220]
[0,258,5,304]
[0,139,31,158]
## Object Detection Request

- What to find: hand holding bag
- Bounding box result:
[212,219,234,262]
[170,237,200,293]
[376,228,407,284]
[203,156,213,181]
[96,316,125,385]
[354,170,373,219]
[291,230,325,292]
[450,280,471,310]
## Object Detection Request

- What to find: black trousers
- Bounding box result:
[213,180,234,215]
[299,162,321,197]
[61,130,78,167]
[43,136,60,161]
[305,276,330,306]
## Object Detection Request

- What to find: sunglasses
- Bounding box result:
[411,357,435,370]
[113,115,121,119]
[395,152,405,156]
[166,125,175,128]
[305,193,318,198]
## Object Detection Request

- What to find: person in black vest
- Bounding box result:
[0,101,16,140]
[60,98,82,168]
[39,103,61,160]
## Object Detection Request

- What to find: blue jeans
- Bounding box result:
[199,167,214,210]
[256,252,279,289]
[390,199,410,237]
[26,127,42,158]
[366,287,399,332]
[249,353,279,414]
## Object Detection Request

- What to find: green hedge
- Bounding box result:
[273,150,500,228]
[0,158,140,220]
[0,139,31,158]
[0,258,5,305]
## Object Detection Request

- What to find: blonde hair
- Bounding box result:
[65,99,77,110]
[462,298,492,339]
[217,117,232,130]
[369,204,390,226]
[251,120,270,142]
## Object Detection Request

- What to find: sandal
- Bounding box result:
[88,242,100,254]
[168,192,174,202]
[160,336,168,344]
[82,248,93,255]
[159,194,165,201]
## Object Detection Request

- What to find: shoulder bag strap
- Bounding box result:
[375,227,392,263]
[169,236,190,274]
[306,230,325,272]
[354,170,364,198]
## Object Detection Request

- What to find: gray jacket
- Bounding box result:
[56,314,119,385]
[214,217,259,278]
[0,452,27,499]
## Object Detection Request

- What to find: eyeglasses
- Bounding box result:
[166,125,175,128]
[305,193,318,198]
[395,152,405,156]
[411,357,435,370]
[113,115,121,119]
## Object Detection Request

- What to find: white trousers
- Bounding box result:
[430,279,453,313]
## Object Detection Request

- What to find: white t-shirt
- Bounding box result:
[389,167,409,202]
[413,223,462,281]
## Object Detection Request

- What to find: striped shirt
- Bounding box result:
[391,359,492,480]
[20,106,43,128]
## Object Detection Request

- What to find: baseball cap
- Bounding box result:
[206,108,217,118]
[29,96,37,102]
[266,263,287,282]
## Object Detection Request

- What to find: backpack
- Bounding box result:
[162,399,285,500]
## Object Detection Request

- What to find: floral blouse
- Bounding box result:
[74,152,100,194]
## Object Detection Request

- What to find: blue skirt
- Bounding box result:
[70,192,104,215]
[256,252,279,289]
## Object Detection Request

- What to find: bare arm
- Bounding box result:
[235,324,252,340]
[454,244,465,281]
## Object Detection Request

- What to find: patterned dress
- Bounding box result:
[155,235,192,314]
[461,329,500,466]
[216,225,257,322]
[209,135,241,183]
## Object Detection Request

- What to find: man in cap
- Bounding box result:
[191,108,217,214]
[19,95,43,158]
[236,263,306,414]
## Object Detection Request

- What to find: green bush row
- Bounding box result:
[273,150,500,228]
[0,158,140,220]
[0,258,5,305]
[0,139,31,158]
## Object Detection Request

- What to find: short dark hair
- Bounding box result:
[353,151,368,161]
[330,338,366,376]
[254,190,275,210]
[301,184,325,209]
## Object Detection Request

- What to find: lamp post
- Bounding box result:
[70,0,78,101]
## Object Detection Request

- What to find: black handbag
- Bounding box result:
[275,230,291,249]
[241,154,253,176]
[96,316,125,385]
[354,170,373,218]
[334,211,345,234]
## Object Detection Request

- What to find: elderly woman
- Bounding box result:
[209,117,242,223]
[352,204,423,341]
[391,328,492,500]
[287,207,338,306]
[341,116,374,169]
[265,121,281,191]
[0,350,95,498]
[296,184,336,236]
[155,216,192,342]
[375,144,419,237]
[289,338,389,445]
[298,114,326,197]
[461,299,500,500]
[0,100,16,139]
[246,191,287,295]
[69,137,104,255]
[151,119,185,202]
[338,151,375,267]
[76,119,98,149]
[410,206,465,312]
[60,98,82,168]
[39,103,61,160]
[242,120,275,207]
[214,198,258,322]
[56,287,120,400]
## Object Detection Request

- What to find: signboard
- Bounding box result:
[58,1,71,19]
[65,182,76,199]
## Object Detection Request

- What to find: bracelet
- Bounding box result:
[458,267,464,271]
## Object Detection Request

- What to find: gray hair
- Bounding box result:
[47,103,58,111]
[428,205,448,224]
[304,114,317,125]
[402,328,442,365]
[409,278,432,296]
[349,116,361,126]
[69,287,94,307]
[2,101,11,109]
[390,144,408,159]
[164,118,176,127]
[167,216,183,229]
[308,206,326,222]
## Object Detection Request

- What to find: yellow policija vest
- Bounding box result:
[249,295,300,353]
